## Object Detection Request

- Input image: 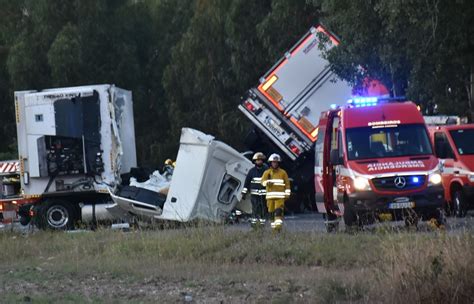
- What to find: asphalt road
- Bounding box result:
[2,211,474,234]
[229,211,474,233]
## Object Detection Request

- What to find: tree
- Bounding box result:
[48,23,82,86]
[320,0,474,117]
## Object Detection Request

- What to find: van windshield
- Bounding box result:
[346,124,432,160]
[450,129,474,155]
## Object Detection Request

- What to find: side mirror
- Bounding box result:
[330,149,343,165]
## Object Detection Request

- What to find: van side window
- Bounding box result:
[434,132,455,159]
[338,130,343,159]
[330,117,340,152]
[314,126,325,167]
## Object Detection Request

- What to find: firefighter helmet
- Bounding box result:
[268,153,282,162]
[252,152,266,161]
[164,159,173,165]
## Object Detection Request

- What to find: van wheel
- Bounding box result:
[452,189,467,218]
[38,200,77,230]
[343,200,359,228]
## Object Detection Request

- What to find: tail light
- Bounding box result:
[289,144,301,156]
[244,100,255,112]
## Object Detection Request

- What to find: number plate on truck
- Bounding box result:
[389,202,415,209]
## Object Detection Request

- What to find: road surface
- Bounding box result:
[1,211,474,234]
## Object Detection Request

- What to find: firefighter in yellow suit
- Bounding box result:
[261,153,291,231]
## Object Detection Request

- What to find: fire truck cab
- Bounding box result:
[316,98,445,229]
[428,124,474,217]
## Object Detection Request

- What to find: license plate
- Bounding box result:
[389,202,415,209]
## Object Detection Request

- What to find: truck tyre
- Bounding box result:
[343,200,358,229]
[452,189,467,218]
[19,216,30,226]
[38,200,77,230]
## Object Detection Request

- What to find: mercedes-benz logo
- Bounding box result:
[394,176,407,189]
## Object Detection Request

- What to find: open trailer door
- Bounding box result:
[110,128,253,223]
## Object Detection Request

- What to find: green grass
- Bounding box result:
[0,228,472,303]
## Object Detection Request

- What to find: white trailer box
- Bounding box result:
[15,84,136,197]
[239,25,352,160]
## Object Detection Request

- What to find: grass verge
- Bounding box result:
[0,227,472,303]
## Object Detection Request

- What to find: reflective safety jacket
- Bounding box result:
[261,167,291,199]
[243,164,268,196]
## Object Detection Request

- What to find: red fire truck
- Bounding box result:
[315,98,445,229]
[428,124,474,217]
[0,160,22,223]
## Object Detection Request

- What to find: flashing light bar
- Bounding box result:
[347,97,378,107]
[347,96,407,108]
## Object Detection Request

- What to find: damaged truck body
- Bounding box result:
[15,84,251,229]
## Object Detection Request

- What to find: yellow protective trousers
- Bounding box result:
[266,199,285,220]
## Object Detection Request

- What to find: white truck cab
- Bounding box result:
[110,128,253,223]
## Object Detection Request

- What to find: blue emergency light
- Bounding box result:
[411,176,420,184]
[347,97,378,107]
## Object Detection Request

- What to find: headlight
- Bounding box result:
[353,176,370,191]
[428,173,442,185]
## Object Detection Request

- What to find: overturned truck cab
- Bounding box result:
[110,128,253,224]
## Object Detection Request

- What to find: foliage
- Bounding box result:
[0,0,472,163]
[320,0,474,116]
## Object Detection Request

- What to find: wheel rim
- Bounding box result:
[46,205,69,229]
[454,193,463,216]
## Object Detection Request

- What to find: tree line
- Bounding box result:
[0,0,472,166]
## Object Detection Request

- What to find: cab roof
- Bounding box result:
[341,101,424,129]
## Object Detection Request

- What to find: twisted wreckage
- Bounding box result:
[6,84,251,229]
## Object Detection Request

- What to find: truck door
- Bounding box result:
[322,111,341,216]
[434,131,456,199]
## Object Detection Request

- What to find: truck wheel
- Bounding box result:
[452,189,467,218]
[38,200,77,230]
[343,200,359,228]
[19,216,30,226]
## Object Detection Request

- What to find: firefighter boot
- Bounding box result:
[249,217,259,229]
[271,207,284,232]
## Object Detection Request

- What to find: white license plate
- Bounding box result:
[389,202,415,209]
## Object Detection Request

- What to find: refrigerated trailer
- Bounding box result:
[239,25,352,162]
[239,25,353,210]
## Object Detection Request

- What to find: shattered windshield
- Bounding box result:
[450,129,474,155]
[346,124,432,160]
